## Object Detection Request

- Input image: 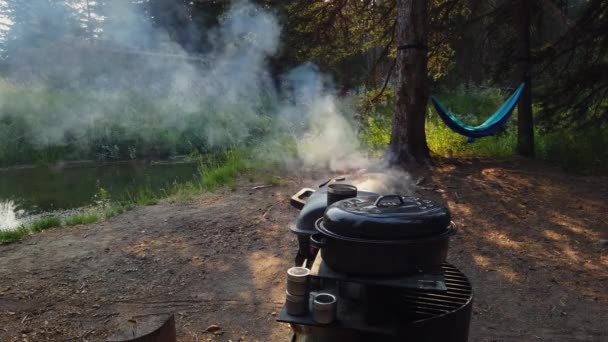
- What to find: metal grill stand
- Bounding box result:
[278,254,473,342]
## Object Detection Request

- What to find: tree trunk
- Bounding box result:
[516,0,535,157]
[387,0,430,166]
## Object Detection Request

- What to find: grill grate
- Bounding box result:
[398,263,473,322]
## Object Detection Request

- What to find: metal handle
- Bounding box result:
[374,195,404,207]
[310,233,329,249]
[290,188,315,210]
[318,176,346,188]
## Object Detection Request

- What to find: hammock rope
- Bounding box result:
[430,83,526,141]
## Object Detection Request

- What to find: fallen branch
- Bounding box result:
[263,205,275,220]
[81,329,95,339]
[251,185,273,190]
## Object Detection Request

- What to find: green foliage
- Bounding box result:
[29,216,61,232]
[126,188,159,206]
[285,0,470,86]
[199,149,247,191]
[263,175,286,186]
[360,116,392,152]
[534,0,608,127]
[102,202,136,219]
[286,1,394,65]
[0,80,276,167]
[0,226,31,243]
[536,127,608,173]
[64,214,99,226]
[360,87,608,172]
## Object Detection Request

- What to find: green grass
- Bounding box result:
[64,213,99,226]
[29,216,62,232]
[1,216,61,244]
[125,188,159,206]
[0,147,261,245]
[263,175,286,186]
[0,226,31,243]
[360,87,608,173]
[102,202,135,219]
[198,149,248,191]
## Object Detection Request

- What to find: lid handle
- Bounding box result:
[374,195,404,208]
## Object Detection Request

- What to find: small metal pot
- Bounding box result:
[326,184,357,206]
[312,293,337,324]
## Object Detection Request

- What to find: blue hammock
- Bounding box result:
[430,83,525,142]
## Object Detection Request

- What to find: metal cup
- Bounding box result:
[312,293,337,324]
[286,267,310,296]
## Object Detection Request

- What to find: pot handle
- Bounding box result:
[318,176,346,188]
[290,188,315,210]
[310,233,329,249]
[374,195,404,207]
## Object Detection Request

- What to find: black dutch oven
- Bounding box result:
[311,195,456,276]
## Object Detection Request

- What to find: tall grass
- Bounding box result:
[198,149,248,191]
[360,87,607,172]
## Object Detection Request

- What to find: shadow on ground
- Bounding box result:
[0,160,606,341]
[427,158,607,341]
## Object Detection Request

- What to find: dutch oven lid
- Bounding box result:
[321,195,451,240]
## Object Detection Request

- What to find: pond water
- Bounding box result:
[0,161,199,230]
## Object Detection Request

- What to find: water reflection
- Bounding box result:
[0,200,23,231]
[0,162,199,224]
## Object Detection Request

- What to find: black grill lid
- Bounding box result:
[321,195,451,240]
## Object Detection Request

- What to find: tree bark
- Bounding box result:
[516,0,535,157]
[387,0,430,167]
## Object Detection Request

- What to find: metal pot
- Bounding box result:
[326,184,357,206]
[311,222,455,276]
[289,182,378,266]
[311,195,456,276]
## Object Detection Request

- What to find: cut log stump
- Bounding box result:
[107,314,176,342]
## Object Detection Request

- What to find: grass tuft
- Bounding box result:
[64,214,99,226]
[263,175,286,186]
[29,216,62,232]
[198,149,247,191]
[0,226,31,243]
[124,188,158,206]
[102,202,135,219]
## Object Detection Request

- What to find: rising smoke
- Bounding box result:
[0,0,369,171]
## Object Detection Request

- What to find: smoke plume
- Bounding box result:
[0,0,369,171]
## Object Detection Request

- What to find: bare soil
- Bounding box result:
[0,158,606,341]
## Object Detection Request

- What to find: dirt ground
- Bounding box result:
[0,158,606,341]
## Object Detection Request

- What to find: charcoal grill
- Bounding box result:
[281,178,473,341]
[278,256,472,341]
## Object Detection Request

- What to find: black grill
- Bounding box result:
[400,264,472,320]
[393,264,473,341]
[285,183,473,341]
